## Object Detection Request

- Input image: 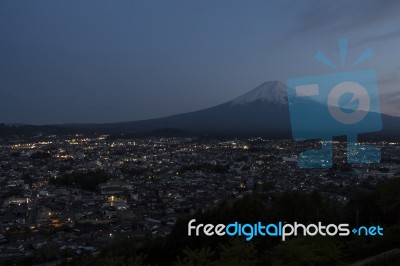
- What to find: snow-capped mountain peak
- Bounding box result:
[230,80,287,105]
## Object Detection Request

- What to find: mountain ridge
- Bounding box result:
[230,80,287,106]
[1,80,400,139]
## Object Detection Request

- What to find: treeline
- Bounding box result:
[61,176,400,265]
[49,171,111,191]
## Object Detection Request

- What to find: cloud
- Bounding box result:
[379,67,400,86]
[380,91,400,117]
[286,0,400,38]
[353,28,400,47]
[378,67,400,117]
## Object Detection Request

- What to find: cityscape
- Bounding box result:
[1,134,399,264]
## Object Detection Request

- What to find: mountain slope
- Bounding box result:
[3,80,400,138]
[67,81,292,136]
[230,80,287,105]
[61,80,400,138]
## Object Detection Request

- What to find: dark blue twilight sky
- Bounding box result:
[1,0,400,124]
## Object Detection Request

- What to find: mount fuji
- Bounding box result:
[230,80,287,106]
[55,80,400,138]
[69,80,293,136]
[3,80,400,138]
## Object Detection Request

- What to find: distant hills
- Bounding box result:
[0,123,72,137]
[1,80,400,139]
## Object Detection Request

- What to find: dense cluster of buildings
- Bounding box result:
[0,135,399,261]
